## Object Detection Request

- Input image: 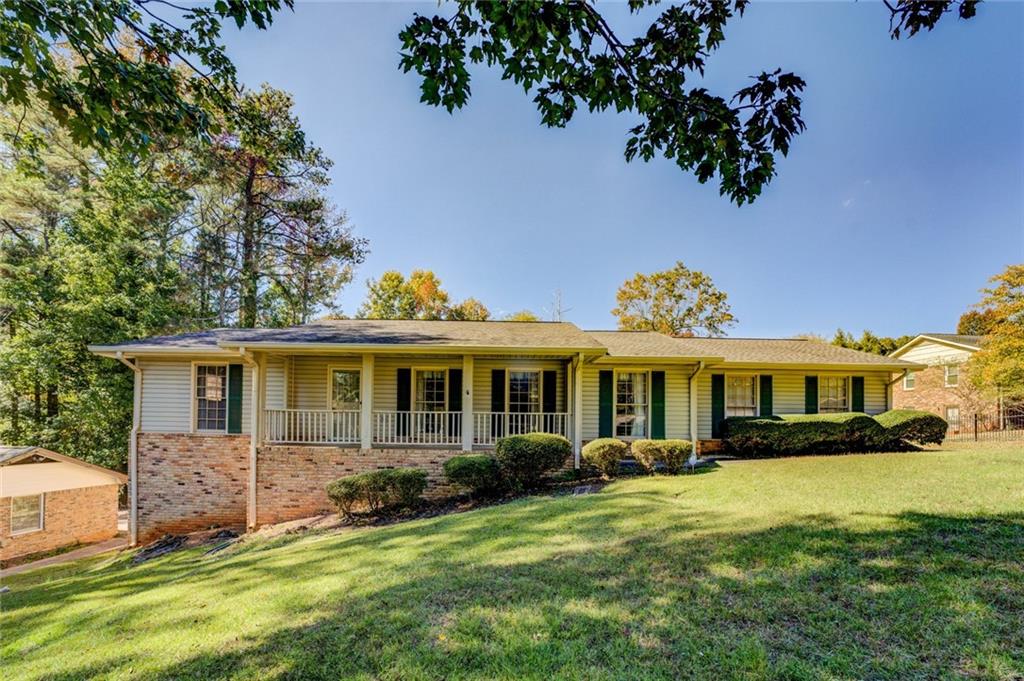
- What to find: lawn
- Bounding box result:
[2,445,1022,680]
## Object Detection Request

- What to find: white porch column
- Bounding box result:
[361,354,374,449]
[572,352,584,468]
[462,355,474,451]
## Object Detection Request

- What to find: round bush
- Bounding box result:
[325,468,428,518]
[630,439,662,474]
[325,476,362,519]
[443,454,501,496]
[874,409,948,446]
[582,438,628,477]
[493,433,571,490]
[387,468,428,508]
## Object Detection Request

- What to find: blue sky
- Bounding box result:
[222,1,1024,337]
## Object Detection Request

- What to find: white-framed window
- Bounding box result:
[330,368,361,410]
[726,375,758,417]
[195,364,228,432]
[945,406,960,428]
[903,372,916,390]
[944,364,959,387]
[819,376,850,413]
[11,494,44,535]
[415,369,447,412]
[508,371,541,414]
[615,371,648,438]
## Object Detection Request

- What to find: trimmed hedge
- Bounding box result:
[722,410,946,457]
[443,454,501,497]
[494,433,571,490]
[874,409,948,446]
[325,468,428,518]
[631,439,693,474]
[582,438,628,477]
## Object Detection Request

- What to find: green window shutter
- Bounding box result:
[598,370,613,438]
[851,376,865,412]
[227,364,243,434]
[651,371,666,439]
[396,368,411,436]
[759,375,773,417]
[448,369,462,412]
[805,376,818,414]
[491,369,505,437]
[542,370,557,432]
[711,374,725,439]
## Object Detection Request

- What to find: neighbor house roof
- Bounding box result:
[0,445,127,481]
[89,320,607,356]
[890,333,983,358]
[668,336,921,369]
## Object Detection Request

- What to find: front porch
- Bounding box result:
[251,351,584,453]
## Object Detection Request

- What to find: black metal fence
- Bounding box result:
[946,411,1024,442]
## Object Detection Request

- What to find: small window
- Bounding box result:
[195,364,227,431]
[11,494,44,535]
[944,364,959,387]
[945,406,960,428]
[331,369,361,410]
[726,376,757,417]
[508,371,541,414]
[819,376,849,413]
[615,371,648,438]
[415,370,447,412]
[903,373,916,390]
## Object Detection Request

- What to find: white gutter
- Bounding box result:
[237,348,259,531]
[115,351,141,547]
[688,361,705,453]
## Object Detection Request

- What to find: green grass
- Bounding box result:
[3,445,1023,680]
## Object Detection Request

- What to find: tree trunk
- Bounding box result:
[239,156,259,328]
[7,318,19,441]
[46,384,58,418]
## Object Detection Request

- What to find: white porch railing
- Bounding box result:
[372,411,462,447]
[264,409,360,444]
[472,412,570,446]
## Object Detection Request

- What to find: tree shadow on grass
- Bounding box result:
[7,492,1024,681]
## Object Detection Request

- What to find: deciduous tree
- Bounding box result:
[968,265,1024,399]
[612,261,734,337]
[831,329,914,356]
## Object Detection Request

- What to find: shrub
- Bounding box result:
[494,433,572,490]
[722,413,886,458]
[443,455,501,497]
[875,409,947,446]
[632,439,694,474]
[325,468,428,518]
[582,438,629,477]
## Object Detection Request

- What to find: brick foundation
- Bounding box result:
[256,446,460,526]
[137,433,250,542]
[1,485,119,563]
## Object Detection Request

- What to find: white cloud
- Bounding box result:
[841,198,855,209]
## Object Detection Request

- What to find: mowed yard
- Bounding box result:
[2,446,1022,680]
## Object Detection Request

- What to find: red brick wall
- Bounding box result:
[1,484,119,562]
[136,433,250,542]
[892,365,994,417]
[255,446,459,526]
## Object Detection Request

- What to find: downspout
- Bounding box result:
[886,369,910,411]
[115,352,141,547]
[688,361,705,462]
[238,347,258,532]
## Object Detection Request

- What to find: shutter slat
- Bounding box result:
[851,376,865,413]
[805,376,818,414]
[598,371,613,438]
[227,364,243,434]
[491,369,505,437]
[651,371,666,439]
[759,375,773,417]
[711,374,725,439]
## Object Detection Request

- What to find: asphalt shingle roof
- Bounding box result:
[667,336,921,367]
[584,331,712,358]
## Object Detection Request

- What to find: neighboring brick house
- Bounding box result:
[0,446,126,564]
[890,334,994,430]
[88,319,922,544]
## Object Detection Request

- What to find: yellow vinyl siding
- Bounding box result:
[472,359,567,413]
[139,358,251,434]
[373,356,462,412]
[696,369,892,440]
[264,358,287,410]
[898,340,972,366]
[580,364,692,441]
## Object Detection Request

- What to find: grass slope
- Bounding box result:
[2,446,1023,680]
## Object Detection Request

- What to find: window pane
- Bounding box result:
[615,372,648,437]
[727,376,757,416]
[819,376,848,413]
[331,370,361,410]
[415,370,446,412]
[509,371,540,414]
[946,365,959,386]
[11,495,42,533]
[196,365,227,431]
